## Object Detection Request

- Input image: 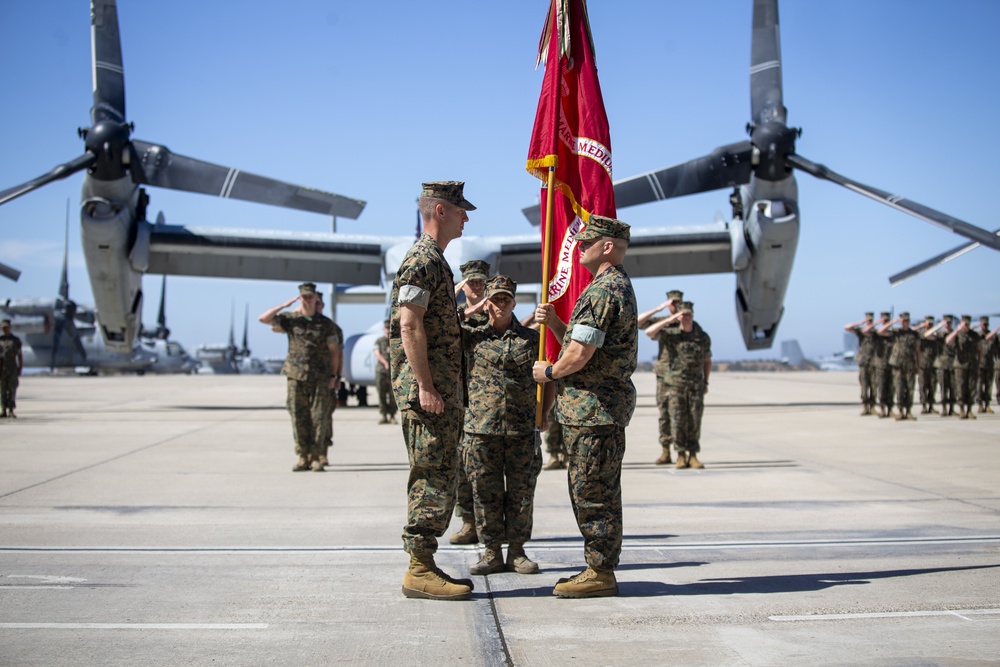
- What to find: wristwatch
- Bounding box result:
[544,365,554,380]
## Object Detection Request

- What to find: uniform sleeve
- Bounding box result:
[396,251,439,309]
[703,332,712,359]
[272,312,290,332]
[327,323,343,347]
[569,289,615,348]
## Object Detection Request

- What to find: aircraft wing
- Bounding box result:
[147,225,406,285]
[490,223,733,283]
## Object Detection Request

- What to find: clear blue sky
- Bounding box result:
[1,0,998,364]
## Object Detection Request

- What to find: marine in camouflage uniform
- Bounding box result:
[316,292,344,468]
[391,181,475,601]
[648,302,711,467]
[976,317,997,413]
[460,275,548,576]
[259,283,341,472]
[637,289,684,464]
[914,315,939,414]
[845,313,876,415]
[926,315,957,416]
[373,321,397,424]
[880,313,920,420]
[872,311,895,418]
[0,319,23,418]
[534,216,637,599]
[449,259,491,546]
[947,315,981,419]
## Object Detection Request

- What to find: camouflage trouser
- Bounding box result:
[544,419,565,456]
[323,384,338,454]
[978,365,995,405]
[667,383,704,454]
[858,364,875,408]
[375,370,396,418]
[453,430,475,523]
[875,364,894,408]
[655,376,671,449]
[892,365,915,410]
[996,367,1000,405]
[563,424,625,572]
[918,364,937,407]
[937,367,955,408]
[461,432,542,547]
[953,366,977,406]
[286,378,330,459]
[0,373,17,412]
[400,406,463,557]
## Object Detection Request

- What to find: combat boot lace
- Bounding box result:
[470,546,505,575]
[402,560,472,601]
[552,567,618,598]
[505,544,539,574]
[449,521,478,545]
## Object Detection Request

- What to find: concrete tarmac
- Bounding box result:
[0,371,997,666]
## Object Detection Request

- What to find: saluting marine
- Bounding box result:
[925,315,957,417]
[878,312,920,421]
[844,312,877,416]
[637,289,685,464]
[0,319,23,418]
[914,315,939,414]
[947,314,981,420]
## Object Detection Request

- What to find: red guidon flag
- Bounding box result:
[526,0,616,362]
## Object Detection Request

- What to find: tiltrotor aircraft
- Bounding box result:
[0,0,366,353]
[522,0,1000,350]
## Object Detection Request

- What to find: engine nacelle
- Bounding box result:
[342,323,383,386]
[732,179,800,350]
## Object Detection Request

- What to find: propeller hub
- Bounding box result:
[83,119,132,181]
[750,120,797,182]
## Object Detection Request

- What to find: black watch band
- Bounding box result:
[545,365,554,380]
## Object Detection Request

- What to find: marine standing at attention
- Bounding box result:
[258,283,341,472]
[872,311,895,419]
[925,315,956,417]
[844,312,877,416]
[373,320,397,424]
[315,292,344,468]
[976,316,996,414]
[390,181,476,601]
[449,258,492,547]
[460,275,551,577]
[947,315,981,420]
[637,289,684,465]
[0,319,23,419]
[533,215,638,599]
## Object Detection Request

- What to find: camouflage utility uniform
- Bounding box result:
[322,320,344,457]
[917,329,939,412]
[640,316,678,452]
[935,328,956,415]
[390,232,465,559]
[274,311,339,463]
[977,329,997,411]
[461,318,542,549]
[453,305,489,533]
[888,328,920,418]
[555,264,637,572]
[951,327,980,412]
[852,327,876,413]
[374,335,397,421]
[0,332,22,415]
[872,329,894,414]
[662,323,711,455]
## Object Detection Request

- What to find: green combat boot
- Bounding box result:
[505,543,539,574]
[402,555,472,601]
[469,545,504,575]
[552,567,618,598]
[449,520,478,545]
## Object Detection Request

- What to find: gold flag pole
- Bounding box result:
[535,163,557,428]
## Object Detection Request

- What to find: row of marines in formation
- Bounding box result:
[845,312,1000,421]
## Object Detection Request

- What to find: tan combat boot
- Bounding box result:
[310,458,325,472]
[906,409,917,421]
[675,452,690,469]
[543,454,564,470]
[292,456,309,472]
[986,404,996,414]
[449,520,478,545]
[469,545,505,575]
[654,447,672,465]
[688,453,705,469]
[967,407,977,420]
[552,567,618,598]
[402,555,472,601]
[505,543,539,574]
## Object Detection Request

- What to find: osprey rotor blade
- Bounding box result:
[787,153,1000,252]
[90,0,127,125]
[130,140,366,219]
[0,154,97,206]
[889,229,1000,287]
[750,0,785,127]
[0,261,21,282]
